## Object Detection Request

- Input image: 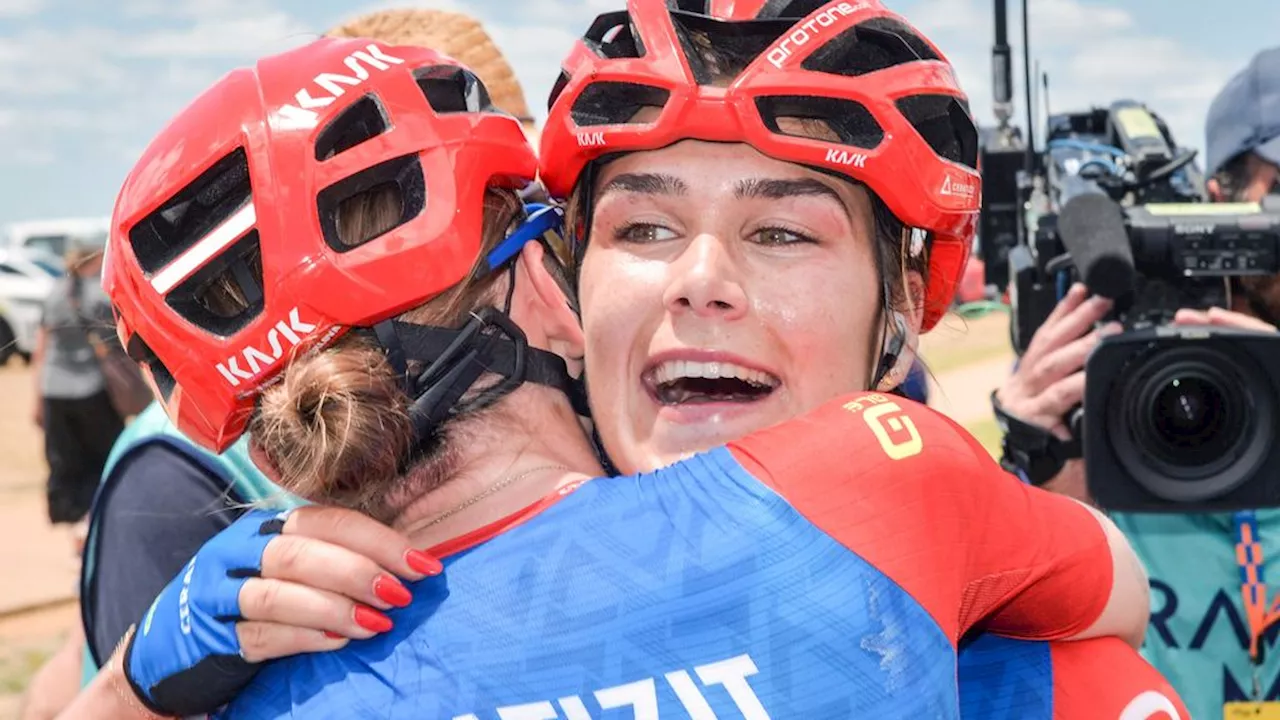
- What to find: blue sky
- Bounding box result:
[0,0,1274,223]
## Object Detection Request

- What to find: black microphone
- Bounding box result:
[1057,193,1135,299]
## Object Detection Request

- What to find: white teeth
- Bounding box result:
[650,359,778,387]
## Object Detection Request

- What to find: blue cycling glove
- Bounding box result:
[123,508,286,716]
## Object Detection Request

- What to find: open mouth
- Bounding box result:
[643,359,780,405]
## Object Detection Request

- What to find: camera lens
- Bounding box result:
[1143,369,1240,469]
[1109,342,1273,504]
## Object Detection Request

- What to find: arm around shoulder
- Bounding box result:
[1065,503,1150,648]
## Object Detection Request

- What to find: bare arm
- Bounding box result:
[56,628,171,720]
[1066,502,1150,649]
[18,623,84,720]
[31,326,47,426]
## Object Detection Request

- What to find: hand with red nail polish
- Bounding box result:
[230,504,440,649]
[117,503,442,719]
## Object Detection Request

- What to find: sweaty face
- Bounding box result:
[577,140,885,475]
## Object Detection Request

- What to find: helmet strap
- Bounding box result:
[368,309,590,473]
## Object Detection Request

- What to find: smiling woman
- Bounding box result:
[578,140,927,470]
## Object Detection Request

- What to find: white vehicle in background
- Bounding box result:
[0,217,106,364]
[0,247,61,364]
[3,217,109,260]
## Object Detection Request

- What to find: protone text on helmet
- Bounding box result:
[765,2,871,70]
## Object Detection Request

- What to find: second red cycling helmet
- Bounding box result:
[104,37,546,451]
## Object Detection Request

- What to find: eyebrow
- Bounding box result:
[597,172,689,199]
[734,177,845,206]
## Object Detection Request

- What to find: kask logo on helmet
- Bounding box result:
[215,307,317,387]
[825,148,868,168]
[276,43,405,130]
[764,2,869,70]
[577,130,607,148]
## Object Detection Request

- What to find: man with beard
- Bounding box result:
[994,45,1280,719]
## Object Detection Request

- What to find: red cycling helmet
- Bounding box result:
[539,0,980,330]
[104,37,538,452]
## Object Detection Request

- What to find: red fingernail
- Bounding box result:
[405,549,443,576]
[373,575,412,608]
[354,605,393,633]
[324,631,345,639]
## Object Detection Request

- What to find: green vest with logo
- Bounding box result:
[79,402,292,686]
[1114,509,1280,720]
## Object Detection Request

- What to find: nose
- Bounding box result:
[663,232,748,321]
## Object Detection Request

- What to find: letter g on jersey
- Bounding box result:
[862,401,924,460]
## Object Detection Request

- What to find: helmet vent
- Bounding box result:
[129,148,251,275]
[316,153,426,253]
[755,0,829,18]
[148,357,177,402]
[668,10,791,85]
[415,65,497,115]
[582,11,646,60]
[548,70,572,114]
[896,94,979,169]
[755,95,885,150]
[570,82,672,127]
[165,230,264,336]
[315,94,390,161]
[801,17,940,77]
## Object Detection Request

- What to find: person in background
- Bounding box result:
[31,242,124,528]
[993,45,1280,718]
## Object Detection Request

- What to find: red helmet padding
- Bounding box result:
[104,37,537,451]
[539,0,979,330]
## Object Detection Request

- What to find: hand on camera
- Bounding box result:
[1172,306,1279,333]
[996,283,1122,439]
[122,505,441,717]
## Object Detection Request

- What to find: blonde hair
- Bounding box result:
[326,8,535,131]
[248,187,524,518]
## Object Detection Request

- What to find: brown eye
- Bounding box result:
[614,223,677,244]
[753,226,814,246]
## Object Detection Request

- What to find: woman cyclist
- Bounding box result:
[67,5,1171,719]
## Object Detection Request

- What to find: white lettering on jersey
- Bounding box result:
[1118,690,1181,720]
[455,653,770,720]
[596,678,659,719]
[695,655,771,720]
[497,702,559,720]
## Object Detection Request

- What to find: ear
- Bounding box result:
[512,241,585,372]
[1207,177,1226,202]
[904,269,926,340]
[873,269,927,392]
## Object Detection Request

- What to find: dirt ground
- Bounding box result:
[0,311,1016,717]
[0,354,85,720]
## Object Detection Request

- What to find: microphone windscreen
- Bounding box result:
[1058,193,1135,299]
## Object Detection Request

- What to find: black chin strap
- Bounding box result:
[368,309,589,462]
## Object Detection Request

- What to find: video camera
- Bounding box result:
[979,0,1280,512]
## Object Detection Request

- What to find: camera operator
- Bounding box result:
[994,46,1280,716]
